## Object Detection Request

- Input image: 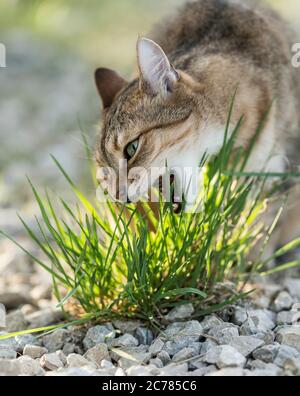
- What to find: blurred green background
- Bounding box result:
[0,0,299,226]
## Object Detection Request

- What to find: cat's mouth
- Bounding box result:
[159,174,183,214]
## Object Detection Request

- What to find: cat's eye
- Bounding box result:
[125,139,139,160]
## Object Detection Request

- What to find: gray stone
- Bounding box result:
[208,323,239,344]
[188,342,202,355]
[172,347,198,363]
[84,344,110,366]
[40,352,64,371]
[274,345,300,367]
[253,344,280,363]
[18,355,44,376]
[200,339,218,354]
[273,291,293,312]
[277,310,300,326]
[46,367,101,376]
[246,359,282,372]
[62,343,76,355]
[149,338,164,356]
[23,344,48,359]
[112,345,151,368]
[245,368,281,376]
[0,332,19,352]
[114,367,126,376]
[67,353,96,369]
[204,345,246,369]
[190,366,217,376]
[6,310,28,332]
[284,279,300,300]
[30,284,52,301]
[228,336,264,357]
[165,304,195,322]
[126,364,160,377]
[150,358,164,368]
[157,350,171,365]
[112,320,142,335]
[240,314,276,345]
[83,325,115,350]
[135,327,154,346]
[189,357,207,370]
[161,321,203,356]
[206,368,245,376]
[0,292,33,310]
[276,326,300,351]
[200,315,223,332]
[291,303,300,312]
[100,359,115,369]
[218,305,236,322]
[56,350,67,366]
[256,282,282,299]
[284,357,300,375]
[244,310,275,332]
[15,334,40,352]
[232,307,248,326]
[252,330,275,345]
[111,334,139,348]
[0,304,6,329]
[255,295,271,310]
[42,329,71,353]
[0,349,17,359]
[0,359,21,376]
[159,363,188,376]
[26,308,64,329]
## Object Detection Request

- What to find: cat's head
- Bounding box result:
[94,38,223,203]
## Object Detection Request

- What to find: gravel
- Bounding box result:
[23,344,48,359]
[157,351,171,365]
[110,334,139,348]
[172,347,198,363]
[228,336,264,357]
[149,338,164,356]
[0,225,300,378]
[161,321,203,356]
[42,329,72,353]
[273,291,294,312]
[204,345,246,369]
[67,353,96,369]
[276,326,300,351]
[40,352,64,371]
[84,344,110,367]
[135,327,154,346]
[0,349,17,359]
[82,325,115,350]
[284,279,300,300]
[252,344,280,363]
[164,304,195,322]
[6,310,28,332]
[208,323,239,344]
[1,276,300,376]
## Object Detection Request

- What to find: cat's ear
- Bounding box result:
[95,68,127,109]
[137,37,179,96]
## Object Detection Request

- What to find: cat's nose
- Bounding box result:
[116,186,128,202]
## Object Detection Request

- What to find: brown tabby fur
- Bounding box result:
[95,0,300,252]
